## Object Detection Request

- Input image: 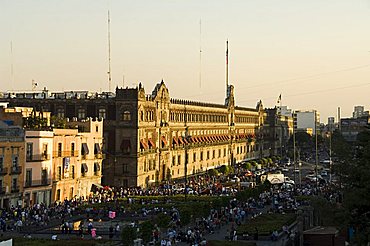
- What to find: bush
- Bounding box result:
[155,213,171,229]
[121,226,138,246]
[140,221,154,243]
[208,168,219,177]
[237,213,296,236]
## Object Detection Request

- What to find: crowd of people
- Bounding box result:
[0,162,341,245]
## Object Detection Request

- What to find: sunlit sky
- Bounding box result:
[1,0,370,122]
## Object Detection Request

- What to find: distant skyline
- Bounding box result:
[1,0,370,122]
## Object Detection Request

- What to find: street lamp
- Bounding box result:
[299,162,302,187]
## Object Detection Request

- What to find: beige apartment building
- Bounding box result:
[24,130,53,206]
[0,123,25,208]
[52,119,103,202]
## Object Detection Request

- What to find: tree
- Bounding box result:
[121,226,138,246]
[332,129,370,244]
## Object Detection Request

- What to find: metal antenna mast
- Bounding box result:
[199,19,202,89]
[108,10,112,92]
[10,41,14,90]
[226,40,229,94]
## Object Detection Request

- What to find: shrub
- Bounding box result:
[121,226,138,246]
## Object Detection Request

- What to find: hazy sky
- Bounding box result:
[1,0,370,121]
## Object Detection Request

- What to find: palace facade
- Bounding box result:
[0,81,267,188]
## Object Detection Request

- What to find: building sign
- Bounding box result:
[63,157,70,178]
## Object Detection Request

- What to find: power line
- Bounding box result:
[238,81,370,104]
[184,63,370,99]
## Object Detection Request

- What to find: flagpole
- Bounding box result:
[280,93,282,109]
[226,40,229,94]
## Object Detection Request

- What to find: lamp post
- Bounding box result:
[299,161,302,187]
[315,110,319,194]
[329,132,332,183]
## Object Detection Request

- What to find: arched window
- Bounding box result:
[122,111,131,121]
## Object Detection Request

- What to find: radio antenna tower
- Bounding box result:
[10,41,14,90]
[107,10,112,92]
[199,19,202,89]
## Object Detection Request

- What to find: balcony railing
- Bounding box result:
[0,187,5,194]
[94,153,106,159]
[53,151,79,158]
[55,172,75,181]
[0,167,8,175]
[26,154,51,162]
[24,179,51,187]
[11,185,20,193]
[11,166,22,175]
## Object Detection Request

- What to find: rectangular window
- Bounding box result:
[78,108,86,119]
[71,165,75,179]
[123,164,129,174]
[213,150,215,159]
[12,156,19,168]
[56,189,61,201]
[58,143,62,157]
[42,143,48,159]
[193,153,196,162]
[57,108,65,118]
[172,156,176,167]
[12,178,18,191]
[200,152,203,161]
[207,151,210,160]
[26,143,33,161]
[178,155,181,165]
[57,166,62,180]
[41,169,48,185]
[71,143,75,157]
[0,156,3,169]
[98,108,106,120]
[224,148,226,157]
[26,169,32,187]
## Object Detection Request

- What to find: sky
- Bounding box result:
[1,0,370,122]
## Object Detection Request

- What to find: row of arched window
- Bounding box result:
[170,112,227,123]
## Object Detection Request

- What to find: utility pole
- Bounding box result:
[184,106,190,201]
[293,119,297,190]
[315,110,319,194]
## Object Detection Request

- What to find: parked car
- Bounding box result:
[320,170,328,177]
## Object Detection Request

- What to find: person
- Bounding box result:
[254,227,259,240]
[115,223,120,237]
[109,225,114,239]
[78,225,83,238]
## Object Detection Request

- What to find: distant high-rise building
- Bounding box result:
[353,106,369,118]
[277,106,293,117]
[327,117,335,131]
[293,110,320,135]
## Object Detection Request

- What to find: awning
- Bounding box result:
[178,136,184,145]
[93,183,103,189]
[81,163,88,173]
[94,143,101,154]
[191,136,198,143]
[140,139,149,150]
[161,136,167,147]
[183,136,188,144]
[148,138,155,148]
[81,143,89,155]
[94,162,101,171]
[173,137,179,145]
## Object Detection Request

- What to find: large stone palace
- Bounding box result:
[0,81,271,187]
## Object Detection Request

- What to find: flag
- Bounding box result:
[277,94,281,104]
[226,40,228,65]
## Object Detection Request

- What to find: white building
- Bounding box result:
[293,110,320,135]
[24,131,53,206]
[353,106,369,119]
